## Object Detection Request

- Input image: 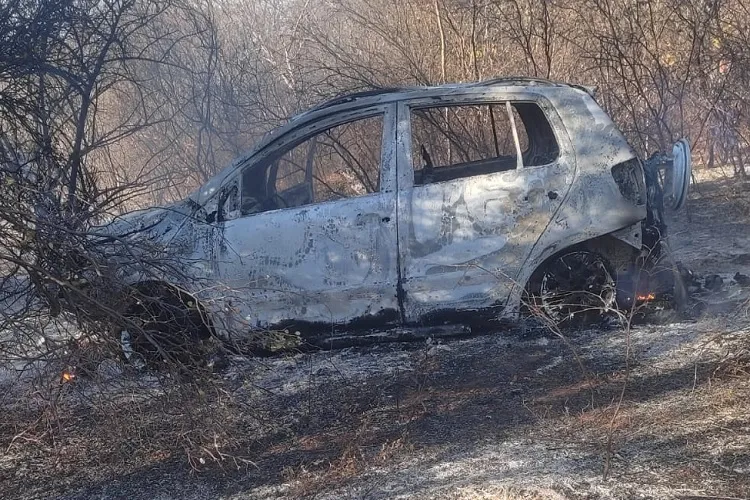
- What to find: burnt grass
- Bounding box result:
[23,326,750,500]
[6,333,611,498]
[4,174,750,499]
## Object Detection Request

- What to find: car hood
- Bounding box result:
[91,200,196,243]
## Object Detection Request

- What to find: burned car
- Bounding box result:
[102,77,690,362]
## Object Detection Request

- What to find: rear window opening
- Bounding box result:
[410,101,559,185]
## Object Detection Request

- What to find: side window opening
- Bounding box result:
[239,114,383,216]
[310,117,381,203]
[410,102,558,186]
[514,102,560,167]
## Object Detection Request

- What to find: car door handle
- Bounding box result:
[381,216,391,223]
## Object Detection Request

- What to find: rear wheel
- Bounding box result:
[531,250,616,324]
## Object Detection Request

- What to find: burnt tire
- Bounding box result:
[115,285,211,372]
[118,319,205,371]
[529,250,617,325]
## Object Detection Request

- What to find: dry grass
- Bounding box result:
[4,314,750,499]
[0,353,266,499]
[428,486,568,499]
[522,316,750,495]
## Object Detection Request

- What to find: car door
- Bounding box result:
[395,94,575,325]
[214,105,400,339]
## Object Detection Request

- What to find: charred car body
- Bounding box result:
[99,78,690,361]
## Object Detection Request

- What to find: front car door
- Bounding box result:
[395,91,576,326]
[212,104,400,343]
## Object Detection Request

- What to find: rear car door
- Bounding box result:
[214,105,401,339]
[395,93,575,325]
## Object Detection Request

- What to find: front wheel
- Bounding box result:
[117,316,205,371]
[114,285,212,372]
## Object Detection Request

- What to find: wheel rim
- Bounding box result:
[116,285,210,372]
[120,328,147,370]
[539,251,616,323]
[118,316,204,371]
[119,319,179,369]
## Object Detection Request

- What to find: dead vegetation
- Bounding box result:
[3,0,750,498]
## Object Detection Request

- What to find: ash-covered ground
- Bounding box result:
[3,170,750,500]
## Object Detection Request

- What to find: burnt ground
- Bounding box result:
[4,169,750,499]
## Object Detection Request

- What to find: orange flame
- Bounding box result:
[61,371,75,382]
[637,293,656,301]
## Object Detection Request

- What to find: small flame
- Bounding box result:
[637,293,656,301]
[61,371,75,382]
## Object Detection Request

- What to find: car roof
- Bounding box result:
[299,77,594,117]
[192,77,595,204]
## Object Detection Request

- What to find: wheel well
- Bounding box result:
[525,235,638,295]
[121,281,214,340]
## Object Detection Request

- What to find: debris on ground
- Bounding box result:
[734,272,750,287]
[704,273,724,291]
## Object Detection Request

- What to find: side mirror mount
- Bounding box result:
[216,183,240,223]
[202,197,218,224]
[194,206,209,224]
